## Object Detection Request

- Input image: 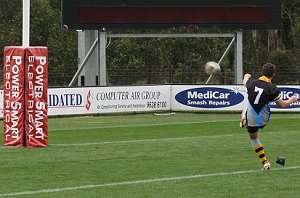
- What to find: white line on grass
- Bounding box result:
[51,134,235,147]
[51,116,300,131]
[0,166,299,197]
[51,119,239,131]
[50,130,298,147]
[1,130,298,149]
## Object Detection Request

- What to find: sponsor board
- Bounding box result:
[270,86,300,109]
[1,85,300,119]
[47,88,86,115]
[172,85,247,110]
[175,87,245,108]
[172,85,300,111]
[46,85,171,115]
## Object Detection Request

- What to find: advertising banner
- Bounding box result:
[270,86,300,111]
[171,85,248,111]
[171,85,300,112]
[1,85,300,121]
[47,85,171,115]
[3,47,26,146]
[24,47,48,147]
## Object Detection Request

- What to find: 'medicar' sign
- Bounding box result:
[175,87,244,108]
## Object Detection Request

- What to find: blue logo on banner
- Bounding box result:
[48,93,83,107]
[271,87,300,109]
[175,87,244,108]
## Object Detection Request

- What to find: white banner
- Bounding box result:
[171,85,300,112]
[171,85,247,111]
[47,85,171,116]
[1,85,300,118]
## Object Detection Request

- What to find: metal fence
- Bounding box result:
[1,41,299,87]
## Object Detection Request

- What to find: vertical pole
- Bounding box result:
[68,36,98,86]
[234,30,243,84]
[23,0,30,47]
[99,31,107,86]
[77,31,85,86]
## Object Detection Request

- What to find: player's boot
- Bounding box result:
[262,160,271,170]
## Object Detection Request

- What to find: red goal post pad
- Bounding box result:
[24,47,48,147]
[3,47,26,146]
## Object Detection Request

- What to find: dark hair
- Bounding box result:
[261,63,276,78]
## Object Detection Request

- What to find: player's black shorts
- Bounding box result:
[247,125,266,134]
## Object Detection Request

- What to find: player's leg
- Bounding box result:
[240,109,246,128]
[248,127,270,170]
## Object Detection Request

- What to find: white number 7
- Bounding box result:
[254,86,264,104]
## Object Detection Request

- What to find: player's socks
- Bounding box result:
[251,139,267,164]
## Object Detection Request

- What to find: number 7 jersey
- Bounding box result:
[245,76,281,127]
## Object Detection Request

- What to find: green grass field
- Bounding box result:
[0,113,299,197]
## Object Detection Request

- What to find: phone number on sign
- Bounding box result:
[146,101,167,108]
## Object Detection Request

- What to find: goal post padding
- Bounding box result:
[3,46,48,147]
[25,47,48,147]
[3,47,26,146]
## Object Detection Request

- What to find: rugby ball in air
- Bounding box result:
[204,61,220,75]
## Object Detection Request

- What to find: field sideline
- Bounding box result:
[0,113,299,197]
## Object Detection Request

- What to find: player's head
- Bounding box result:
[261,63,276,78]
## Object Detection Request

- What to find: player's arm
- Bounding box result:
[243,73,252,87]
[275,95,298,108]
